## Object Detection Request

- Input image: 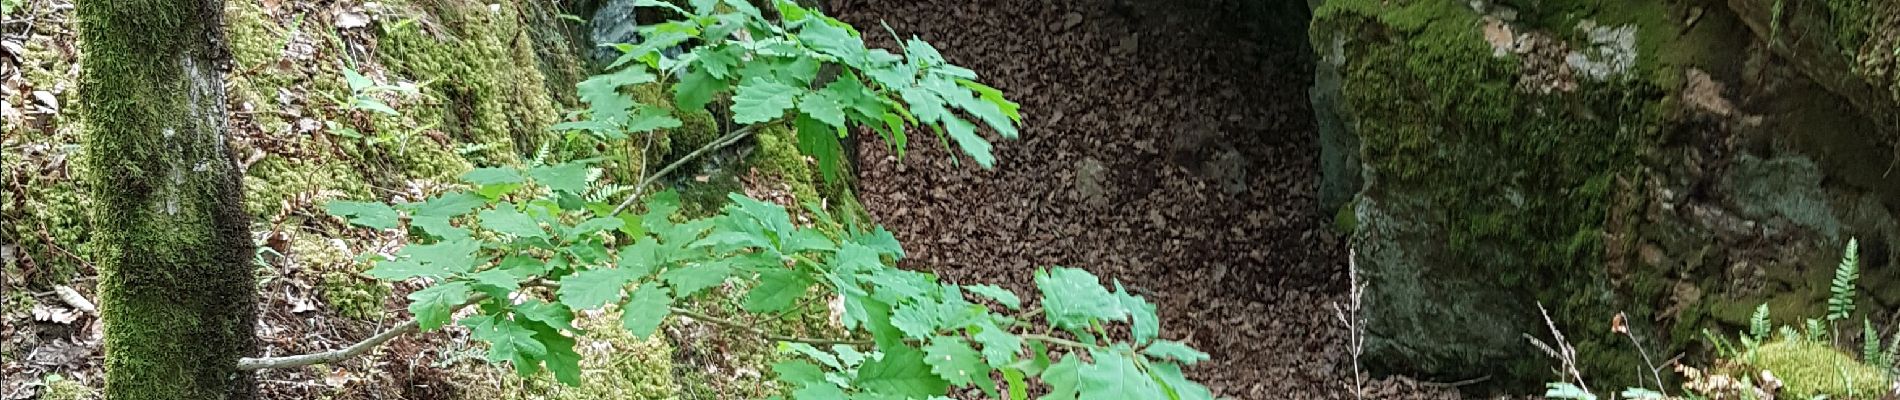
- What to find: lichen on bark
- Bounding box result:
[76,0,259,398]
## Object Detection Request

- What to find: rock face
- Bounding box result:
[1314,0,1900,390]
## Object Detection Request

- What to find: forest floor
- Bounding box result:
[832,0,1462,398]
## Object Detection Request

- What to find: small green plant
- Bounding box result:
[325,65,428,151]
[319,164,1213,398]
[1827,238,1859,323]
[550,0,1022,185]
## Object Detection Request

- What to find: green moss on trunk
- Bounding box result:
[76,0,258,398]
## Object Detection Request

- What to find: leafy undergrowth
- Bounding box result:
[329,159,1216,398]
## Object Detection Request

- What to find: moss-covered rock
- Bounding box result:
[1321,0,1900,391]
[1318,0,1668,387]
[1755,339,1892,399]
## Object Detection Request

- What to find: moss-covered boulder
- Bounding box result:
[1315,0,1900,390]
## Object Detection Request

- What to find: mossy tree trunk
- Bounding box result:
[77,0,259,398]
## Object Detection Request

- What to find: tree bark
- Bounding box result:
[76,0,258,398]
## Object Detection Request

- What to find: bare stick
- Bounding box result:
[237,319,420,370]
[668,306,872,346]
[608,121,773,216]
[237,293,490,370]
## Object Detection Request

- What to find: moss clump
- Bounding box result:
[748,124,822,203]
[3,17,92,286]
[41,374,95,400]
[1755,339,1892,398]
[288,232,388,320]
[374,0,563,166]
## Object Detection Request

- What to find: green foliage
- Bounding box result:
[1544,382,1597,400]
[1750,303,1772,341]
[1827,238,1859,322]
[554,0,1022,183]
[328,163,1211,397]
[327,65,429,149]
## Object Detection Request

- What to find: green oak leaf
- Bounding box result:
[793,382,847,400]
[661,261,732,297]
[572,217,626,237]
[795,113,848,183]
[786,343,842,369]
[797,89,848,128]
[675,67,727,111]
[467,269,519,291]
[732,77,799,124]
[479,205,546,239]
[971,321,1023,368]
[531,323,584,386]
[774,360,827,388]
[621,282,671,338]
[1149,361,1214,400]
[464,314,549,368]
[626,105,684,133]
[412,192,488,219]
[1039,355,1082,400]
[744,269,814,313]
[964,284,1021,310]
[513,299,578,332]
[326,200,400,229]
[941,116,994,168]
[1114,282,1158,344]
[397,238,483,275]
[408,282,473,331]
[462,167,524,186]
[528,162,590,195]
[556,267,636,310]
[923,337,989,386]
[1079,349,1164,400]
[783,228,837,253]
[799,19,865,63]
[1036,267,1124,330]
[853,226,905,258]
[890,301,939,339]
[856,346,949,398]
[1141,340,1210,365]
[616,237,664,278]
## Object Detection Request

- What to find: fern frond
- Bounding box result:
[1779,325,1802,343]
[1807,318,1827,343]
[1863,319,1883,366]
[1885,331,1899,373]
[1827,238,1859,322]
[1704,328,1737,359]
[586,183,632,203]
[1751,303,1771,340]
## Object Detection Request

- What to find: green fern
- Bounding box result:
[1885,331,1899,374]
[1862,319,1884,368]
[1705,328,1738,359]
[1827,238,1859,322]
[1751,303,1772,341]
[1807,319,1828,343]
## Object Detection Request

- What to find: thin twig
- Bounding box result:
[668,306,872,346]
[236,293,491,370]
[608,121,774,216]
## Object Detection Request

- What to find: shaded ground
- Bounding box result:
[832,0,1462,398]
